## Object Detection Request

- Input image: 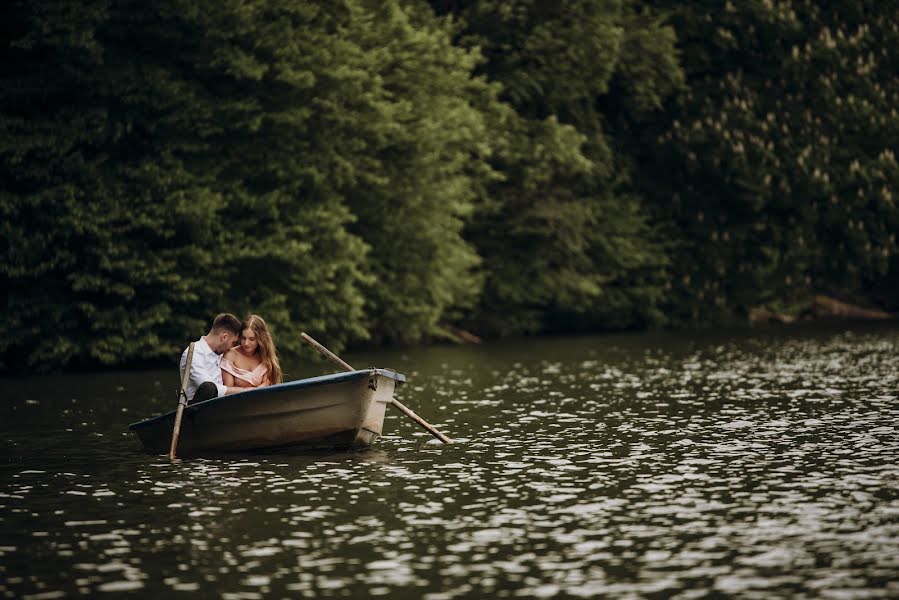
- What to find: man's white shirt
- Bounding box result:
[180,337,226,401]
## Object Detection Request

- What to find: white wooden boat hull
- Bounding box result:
[129,369,405,455]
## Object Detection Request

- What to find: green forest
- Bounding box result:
[2,0,898,371]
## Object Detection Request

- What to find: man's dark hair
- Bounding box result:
[211,313,242,336]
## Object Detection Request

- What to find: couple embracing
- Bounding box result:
[180,313,283,404]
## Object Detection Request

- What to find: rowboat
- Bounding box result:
[129,368,406,455]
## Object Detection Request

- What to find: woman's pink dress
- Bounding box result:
[221,358,268,388]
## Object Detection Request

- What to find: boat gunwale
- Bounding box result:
[128,368,405,431]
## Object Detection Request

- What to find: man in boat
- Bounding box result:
[180,313,247,403]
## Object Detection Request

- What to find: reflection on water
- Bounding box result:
[2,324,898,598]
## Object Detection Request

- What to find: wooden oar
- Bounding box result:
[300,332,452,444]
[169,341,196,459]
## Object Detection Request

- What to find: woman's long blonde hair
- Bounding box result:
[243,314,282,384]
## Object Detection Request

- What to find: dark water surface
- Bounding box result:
[2,324,899,598]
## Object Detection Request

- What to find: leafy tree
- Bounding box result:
[338,1,499,344]
[1,0,509,369]
[430,0,680,334]
[637,0,899,320]
[1,1,368,369]
[5,0,895,372]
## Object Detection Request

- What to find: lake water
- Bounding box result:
[2,323,898,598]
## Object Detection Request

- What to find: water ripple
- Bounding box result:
[1,326,898,597]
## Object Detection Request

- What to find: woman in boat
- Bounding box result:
[221,314,283,389]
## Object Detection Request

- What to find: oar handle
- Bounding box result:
[169,341,195,459]
[300,332,355,371]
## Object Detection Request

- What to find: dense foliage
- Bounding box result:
[2,0,896,370]
[432,0,681,335]
[633,0,899,321]
[1,0,494,368]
